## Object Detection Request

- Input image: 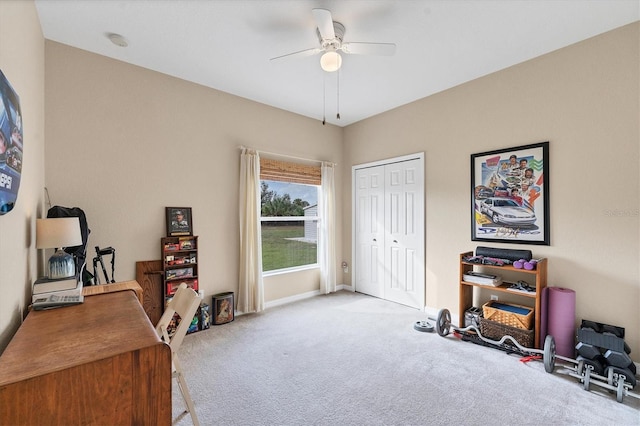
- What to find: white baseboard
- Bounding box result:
[421,306,463,326]
[265,289,320,309]
[264,284,351,309]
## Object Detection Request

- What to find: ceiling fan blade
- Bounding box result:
[342,42,396,56]
[270,47,322,61]
[312,8,335,40]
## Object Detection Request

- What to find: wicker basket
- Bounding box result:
[479,317,534,348]
[482,300,533,330]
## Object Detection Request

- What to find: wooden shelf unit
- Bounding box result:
[458,251,547,348]
[161,235,199,302]
[161,235,209,334]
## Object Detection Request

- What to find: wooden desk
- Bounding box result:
[82,279,144,302]
[0,291,171,425]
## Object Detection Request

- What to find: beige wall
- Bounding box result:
[0,1,46,352]
[343,23,639,358]
[1,2,638,363]
[43,41,344,310]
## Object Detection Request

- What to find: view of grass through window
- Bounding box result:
[261,181,318,272]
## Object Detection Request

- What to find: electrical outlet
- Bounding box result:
[491,295,498,301]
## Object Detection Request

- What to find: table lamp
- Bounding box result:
[36,217,82,279]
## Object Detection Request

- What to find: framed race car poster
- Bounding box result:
[0,70,23,215]
[471,142,549,245]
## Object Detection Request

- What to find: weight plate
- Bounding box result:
[435,309,451,337]
[607,366,615,386]
[543,335,556,373]
[605,366,637,387]
[414,320,434,333]
[583,367,591,391]
[617,380,625,403]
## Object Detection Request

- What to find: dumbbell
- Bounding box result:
[604,349,634,370]
[575,341,601,360]
[602,324,624,339]
[581,321,601,333]
[599,331,632,355]
[513,258,538,270]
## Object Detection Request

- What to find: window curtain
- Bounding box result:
[319,161,336,294]
[238,148,264,313]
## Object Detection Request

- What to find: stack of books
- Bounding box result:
[32,275,83,307]
[462,271,502,287]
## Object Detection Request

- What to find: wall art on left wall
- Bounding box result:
[0,69,23,215]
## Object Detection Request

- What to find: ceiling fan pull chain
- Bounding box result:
[322,72,326,125]
[336,68,341,120]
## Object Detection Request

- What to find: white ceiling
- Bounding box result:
[34,0,639,127]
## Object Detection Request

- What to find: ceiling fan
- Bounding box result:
[270,8,396,72]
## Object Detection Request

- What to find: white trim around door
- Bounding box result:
[352,153,425,310]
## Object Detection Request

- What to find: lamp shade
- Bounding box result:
[320,51,342,72]
[36,217,82,249]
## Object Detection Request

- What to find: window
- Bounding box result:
[260,158,320,273]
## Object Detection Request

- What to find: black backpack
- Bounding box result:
[47,205,91,284]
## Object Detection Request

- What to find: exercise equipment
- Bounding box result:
[429,308,640,403]
[413,320,434,333]
[475,246,532,262]
[575,341,601,359]
[92,245,116,284]
[514,258,538,270]
[604,348,633,369]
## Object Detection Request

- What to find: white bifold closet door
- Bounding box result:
[354,156,424,309]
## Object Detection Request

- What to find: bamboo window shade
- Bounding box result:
[260,158,321,186]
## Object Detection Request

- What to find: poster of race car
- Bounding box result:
[0,69,23,215]
[471,142,549,245]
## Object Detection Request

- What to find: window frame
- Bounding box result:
[260,182,320,275]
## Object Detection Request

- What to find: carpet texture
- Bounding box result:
[173,291,639,425]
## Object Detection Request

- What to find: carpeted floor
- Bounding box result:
[173,291,639,425]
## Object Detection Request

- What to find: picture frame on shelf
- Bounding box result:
[166,207,193,236]
[471,141,549,245]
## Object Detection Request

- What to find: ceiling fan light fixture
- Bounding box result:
[320,51,342,72]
